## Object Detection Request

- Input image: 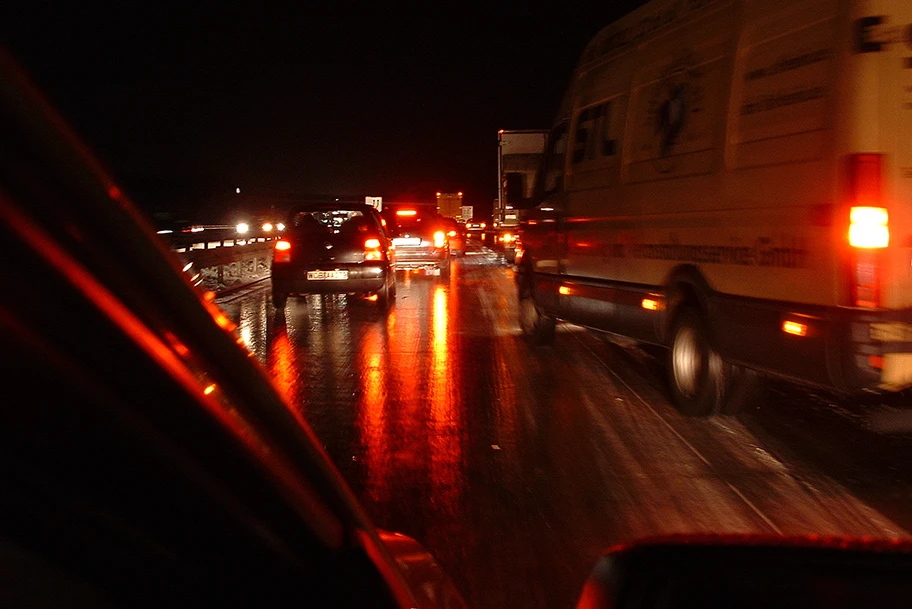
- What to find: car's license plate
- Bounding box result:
[393,237,421,246]
[307,270,349,280]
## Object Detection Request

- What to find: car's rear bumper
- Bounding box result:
[393,248,448,270]
[271,263,388,294]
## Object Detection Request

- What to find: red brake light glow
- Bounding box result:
[396,210,417,216]
[274,240,291,263]
[846,154,887,307]
[849,206,889,249]
[364,237,383,261]
[433,231,446,248]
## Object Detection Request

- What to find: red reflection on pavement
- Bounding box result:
[429,285,463,509]
[358,346,392,506]
[268,326,301,418]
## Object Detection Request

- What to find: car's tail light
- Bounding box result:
[397,210,417,216]
[447,230,457,237]
[274,239,291,263]
[364,238,383,261]
[433,231,446,248]
[502,233,514,243]
[846,154,888,307]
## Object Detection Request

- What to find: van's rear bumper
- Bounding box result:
[714,295,912,393]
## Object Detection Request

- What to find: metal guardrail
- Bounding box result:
[158,225,279,293]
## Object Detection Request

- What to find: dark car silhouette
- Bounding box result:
[270,203,396,309]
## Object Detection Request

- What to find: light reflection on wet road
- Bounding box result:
[217,247,912,609]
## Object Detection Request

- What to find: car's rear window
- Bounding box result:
[289,210,376,234]
[388,209,438,234]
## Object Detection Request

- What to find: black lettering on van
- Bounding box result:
[623,239,808,268]
[855,16,885,53]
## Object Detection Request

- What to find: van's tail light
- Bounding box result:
[433,231,446,248]
[364,237,383,261]
[274,239,291,263]
[849,207,889,248]
[447,230,457,237]
[846,154,888,307]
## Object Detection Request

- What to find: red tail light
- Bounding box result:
[274,239,291,263]
[364,237,383,261]
[846,154,888,307]
[433,231,446,248]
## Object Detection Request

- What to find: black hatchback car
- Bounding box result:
[270,203,396,309]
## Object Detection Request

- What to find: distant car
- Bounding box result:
[386,207,450,277]
[440,217,466,257]
[497,230,519,264]
[270,203,395,309]
[465,218,486,241]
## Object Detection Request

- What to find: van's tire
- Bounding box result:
[668,308,728,416]
[518,266,556,345]
[272,291,287,309]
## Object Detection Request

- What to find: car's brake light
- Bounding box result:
[502,233,514,243]
[433,231,446,248]
[846,154,888,307]
[397,210,417,216]
[447,230,457,237]
[364,237,383,261]
[274,239,291,263]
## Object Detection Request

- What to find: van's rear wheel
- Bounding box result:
[272,290,287,309]
[668,308,727,416]
[518,267,555,345]
[668,307,762,416]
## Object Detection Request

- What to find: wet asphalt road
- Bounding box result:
[217,243,912,609]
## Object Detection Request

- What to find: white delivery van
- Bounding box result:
[516,0,912,415]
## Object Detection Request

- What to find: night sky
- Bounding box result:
[4,5,646,221]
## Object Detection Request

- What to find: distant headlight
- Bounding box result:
[276,222,286,231]
[236,223,249,234]
[262,222,273,232]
